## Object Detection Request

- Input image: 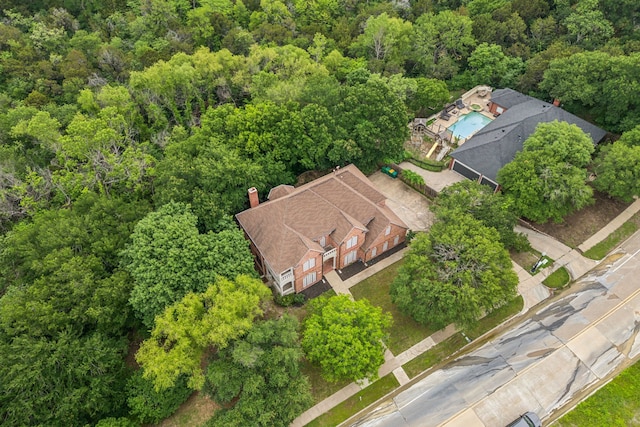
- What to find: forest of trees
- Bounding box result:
[1,0,639,425]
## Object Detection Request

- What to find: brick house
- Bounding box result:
[235,165,408,295]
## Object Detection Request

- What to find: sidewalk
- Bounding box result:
[293,207,635,426]
[291,248,454,427]
[578,198,640,253]
[292,246,533,427]
[515,225,597,280]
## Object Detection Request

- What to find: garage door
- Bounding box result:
[480,176,498,191]
[452,160,481,181]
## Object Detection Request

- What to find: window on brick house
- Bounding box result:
[303,257,316,272]
[385,225,391,236]
[394,235,400,245]
[346,235,358,249]
[303,272,317,287]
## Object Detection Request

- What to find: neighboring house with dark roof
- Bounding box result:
[449,88,607,190]
[236,165,408,295]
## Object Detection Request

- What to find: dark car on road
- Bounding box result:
[506,412,542,427]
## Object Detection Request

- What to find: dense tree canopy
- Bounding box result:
[541,52,640,132]
[204,315,313,427]
[0,0,638,423]
[136,275,271,391]
[302,295,392,383]
[432,180,526,250]
[497,121,595,223]
[123,202,256,327]
[390,214,518,329]
[593,125,640,202]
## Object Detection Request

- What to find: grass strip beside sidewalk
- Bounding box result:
[583,219,639,260]
[403,296,524,378]
[306,374,400,427]
[543,267,570,288]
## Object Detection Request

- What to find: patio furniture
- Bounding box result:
[439,111,451,121]
[455,98,465,109]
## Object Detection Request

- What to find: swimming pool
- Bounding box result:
[447,112,492,139]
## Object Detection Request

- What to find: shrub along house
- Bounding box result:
[236,165,408,295]
[449,88,607,190]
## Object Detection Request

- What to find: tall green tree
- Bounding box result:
[563,0,614,48]
[350,13,413,74]
[204,315,313,427]
[135,275,271,391]
[0,331,128,427]
[467,42,524,87]
[411,11,476,79]
[126,371,192,425]
[390,214,518,329]
[123,202,256,328]
[332,77,409,172]
[408,78,450,117]
[432,180,526,250]
[0,192,149,290]
[540,51,640,132]
[302,295,392,383]
[497,121,595,223]
[154,133,268,231]
[593,125,640,202]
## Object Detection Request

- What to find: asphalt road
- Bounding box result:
[353,231,640,427]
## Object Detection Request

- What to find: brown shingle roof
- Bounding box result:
[236,165,408,273]
[268,184,295,200]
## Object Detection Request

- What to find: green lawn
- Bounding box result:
[583,219,639,260]
[556,359,640,427]
[349,260,437,355]
[305,374,399,427]
[403,296,523,378]
[403,333,467,379]
[511,249,553,275]
[301,354,351,405]
[543,267,570,288]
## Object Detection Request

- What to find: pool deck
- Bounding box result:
[427,88,495,145]
[448,111,492,139]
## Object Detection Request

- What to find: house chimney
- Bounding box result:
[553,98,560,107]
[248,187,259,208]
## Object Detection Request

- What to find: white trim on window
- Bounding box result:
[346,235,358,249]
[371,247,377,258]
[303,272,317,287]
[383,241,388,252]
[385,225,391,236]
[319,236,326,247]
[394,235,400,246]
[303,257,316,272]
[344,250,356,266]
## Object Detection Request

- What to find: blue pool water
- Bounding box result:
[447,112,492,139]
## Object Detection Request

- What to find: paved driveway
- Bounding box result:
[399,162,465,192]
[368,172,434,231]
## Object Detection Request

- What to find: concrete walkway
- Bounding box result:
[578,198,640,253]
[515,225,597,280]
[511,261,550,312]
